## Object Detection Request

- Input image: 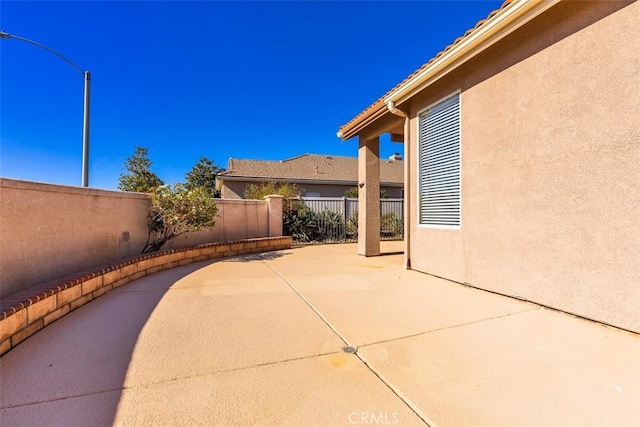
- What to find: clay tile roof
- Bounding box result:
[339,0,515,136]
[219,154,404,185]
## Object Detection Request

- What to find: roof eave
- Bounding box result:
[338,0,562,138]
[338,100,388,141]
[386,0,561,105]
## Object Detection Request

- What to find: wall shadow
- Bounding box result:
[224,251,290,262]
[0,261,215,426]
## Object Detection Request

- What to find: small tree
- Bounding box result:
[118,147,164,193]
[244,182,300,200]
[344,187,358,198]
[142,184,218,253]
[344,187,388,198]
[185,156,224,198]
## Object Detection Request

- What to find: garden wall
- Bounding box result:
[0,178,281,298]
[0,236,292,357]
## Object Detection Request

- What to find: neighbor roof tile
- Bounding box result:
[219,154,403,185]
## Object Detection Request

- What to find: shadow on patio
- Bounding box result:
[1,242,638,426]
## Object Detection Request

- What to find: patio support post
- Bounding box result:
[358,136,381,256]
[265,194,284,237]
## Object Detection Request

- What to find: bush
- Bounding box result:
[283,201,316,242]
[346,210,358,237]
[284,201,402,243]
[344,211,403,238]
[380,213,403,237]
[142,184,218,253]
[344,187,388,198]
[245,182,300,200]
[283,202,347,243]
[314,209,346,241]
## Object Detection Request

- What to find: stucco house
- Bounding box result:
[216,153,404,199]
[338,0,639,333]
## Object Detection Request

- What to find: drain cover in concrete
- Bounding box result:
[341,346,357,354]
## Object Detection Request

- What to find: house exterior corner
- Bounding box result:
[341,0,640,332]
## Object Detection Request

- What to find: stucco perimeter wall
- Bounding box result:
[163,199,269,249]
[407,1,639,332]
[0,179,275,298]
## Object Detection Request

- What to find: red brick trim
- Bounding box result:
[0,237,292,357]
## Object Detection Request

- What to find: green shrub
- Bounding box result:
[346,210,358,237]
[284,202,347,243]
[380,213,403,237]
[143,184,218,253]
[344,187,388,198]
[314,209,346,241]
[283,201,316,242]
[245,182,300,200]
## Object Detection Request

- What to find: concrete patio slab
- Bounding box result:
[1,243,639,426]
[268,244,400,274]
[275,269,537,346]
[2,353,424,426]
[1,285,172,408]
[358,308,640,426]
[119,280,345,387]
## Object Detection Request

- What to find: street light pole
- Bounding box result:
[82,70,91,187]
[1,30,91,187]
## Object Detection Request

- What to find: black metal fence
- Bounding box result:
[283,197,404,245]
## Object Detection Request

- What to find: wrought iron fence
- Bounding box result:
[283,197,404,245]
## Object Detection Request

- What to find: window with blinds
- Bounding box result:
[418,92,461,228]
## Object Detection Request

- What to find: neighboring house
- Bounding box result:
[216,153,404,199]
[338,0,639,333]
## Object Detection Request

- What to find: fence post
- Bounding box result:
[264,195,284,237]
[342,197,348,242]
[380,199,386,236]
[342,197,347,224]
[401,199,405,236]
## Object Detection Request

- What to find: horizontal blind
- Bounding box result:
[418,93,460,227]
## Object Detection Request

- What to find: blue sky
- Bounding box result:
[1,1,503,190]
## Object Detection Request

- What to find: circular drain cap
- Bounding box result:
[341,346,357,354]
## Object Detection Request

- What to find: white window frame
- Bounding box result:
[416,90,462,229]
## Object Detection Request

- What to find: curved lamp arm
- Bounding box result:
[0,30,86,74]
[1,30,91,187]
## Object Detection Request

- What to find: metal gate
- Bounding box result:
[283,197,404,245]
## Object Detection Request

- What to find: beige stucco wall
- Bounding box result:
[221,179,402,199]
[406,1,639,332]
[171,199,269,247]
[0,179,274,298]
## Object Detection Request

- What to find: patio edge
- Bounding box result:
[0,236,292,357]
